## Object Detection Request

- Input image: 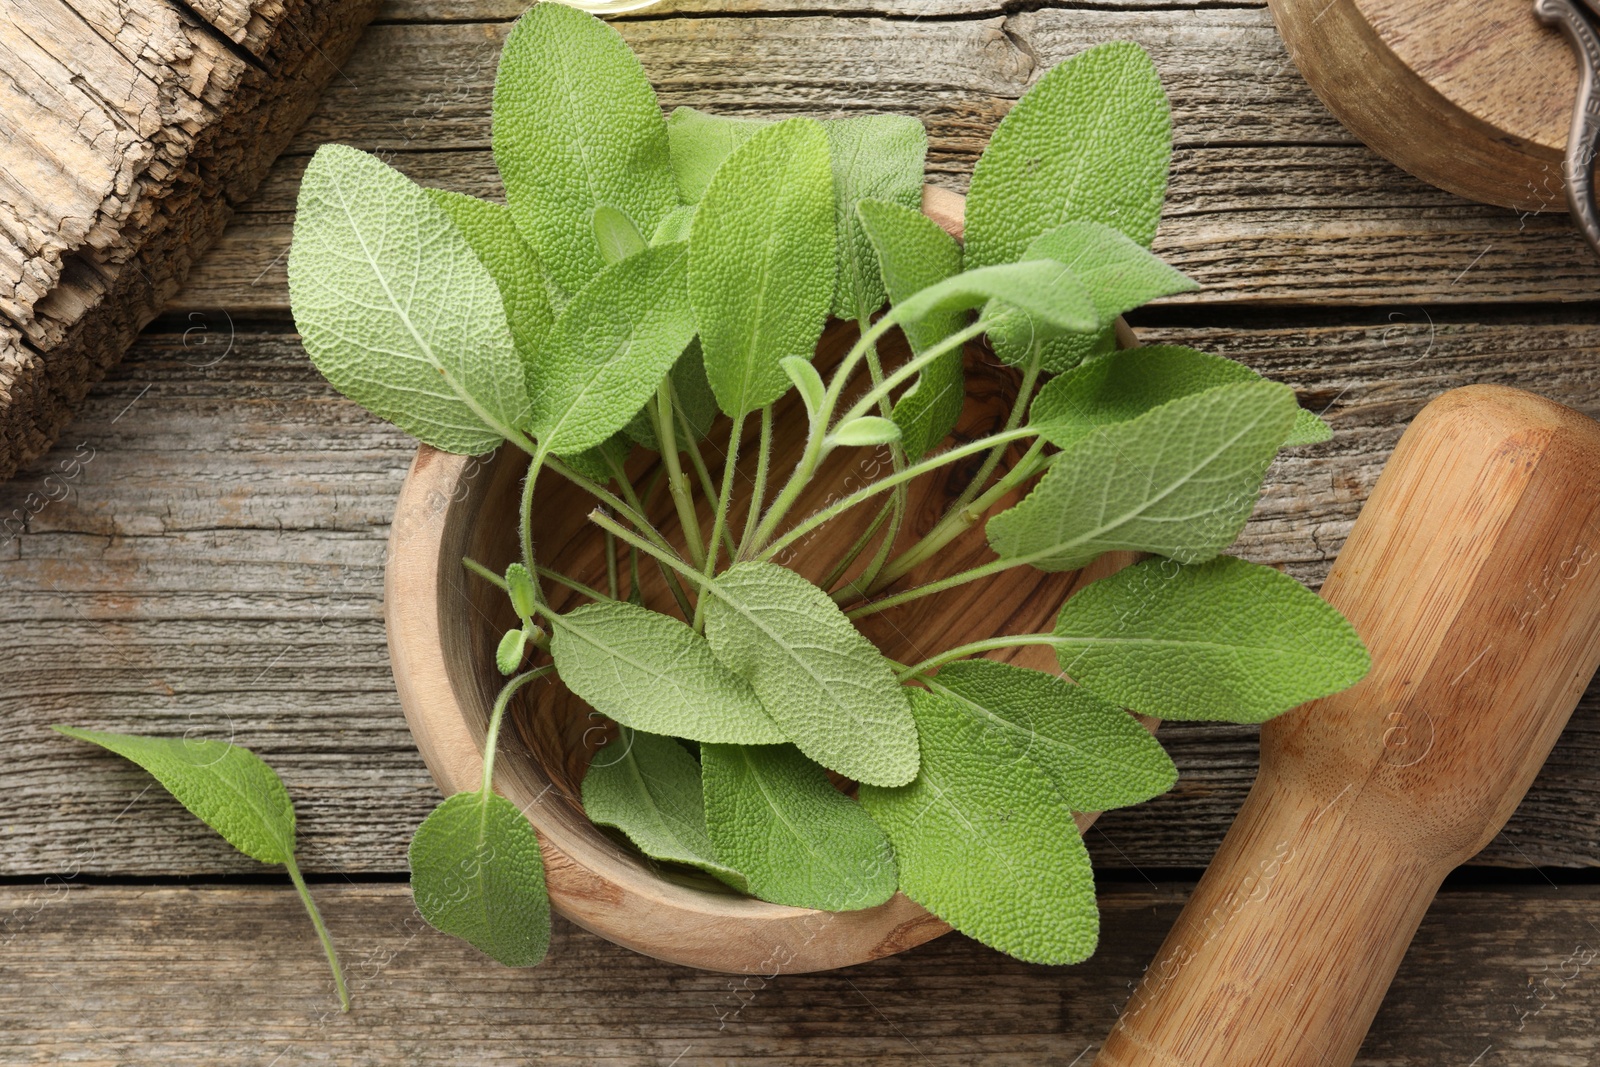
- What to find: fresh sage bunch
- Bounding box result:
[286,1,1370,967]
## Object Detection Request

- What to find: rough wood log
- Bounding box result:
[0,0,381,481]
[3,882,1598,1064]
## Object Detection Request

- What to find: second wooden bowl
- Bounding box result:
[384,189,1142,973]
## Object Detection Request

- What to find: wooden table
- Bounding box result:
[6,1,1600,1063]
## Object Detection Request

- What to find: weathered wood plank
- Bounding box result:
[3,882,1597,1064]
[373,0,1266,20]
[174,11,1600,314]
[0,0,380,481]
[4,314,1600,876]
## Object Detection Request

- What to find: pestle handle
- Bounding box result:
[1095,385,1600,1067]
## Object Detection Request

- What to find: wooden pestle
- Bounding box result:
[1095,385,1600,1067]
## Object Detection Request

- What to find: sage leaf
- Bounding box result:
[666,106,766,203]
[702,561,919,787]
[651,204,697,247]
[625,339,719,451]
[409,790,551,967]
[830,415,901,448]
[702,743,896,911]
[288,145,529,454]
[782,355,826,417]
[548,599,784,744]
[825,114,927,322]
[986,380,1296,571]
[505,562,537,619]
[527,241,697,456]
[921,660,1175,811]
[858,689,1098,964]
[690,118,836,417]
[965,41,1170,269]
[496,628,527,675]
[593,204,647,265]
[1030,344,1332,450]
[1053,555,1370,723]
[428,188,555,368]
[581,726,746,887]
[895,260,1097,336]
[857,199,965,457]
[559,432,629,486]
[493,1,677,300]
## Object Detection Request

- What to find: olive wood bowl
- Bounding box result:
[385,187,1146,973]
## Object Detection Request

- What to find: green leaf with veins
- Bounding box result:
[856,199,965,457]
[986,380,1296,571]
[548,599,784,744]
[858,689,1099,964]
[965,40,1171,268]
[526,241,697,455]
[702,561,919,787]
[691,118,836,417]
[1053,555,1370,723]
[831,415,901,447]
[1030,344,1331,450]
[650,204,697,247]
[702,743,896,910]
[427,188,555,369]
[920,659,1175,811]
[592,204,646,265]
[287,145,529,454]
[666,106,767,204]
[408,790,551,967]
[582,726,746,888]
[895,260,1097,336]
[558,432,629,486]
[493,1,677,301]
[825,114,927,322]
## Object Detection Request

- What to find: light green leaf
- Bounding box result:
[1031,326,1119,378]
[782,355,826,416]
[666,106,768,204]
[1287,407,1333,446]
[857,199,966,457]
[1053,555,1370,723]
[559,432,629,485]
[493,1,677,300]
[825,114,927,322]
[593,204,647,265]
[690,118,836,417]
[988,222,1196,367]
[527,241,697,455]
[496,628,527,675]
[288,145,529,455]
[965,40,1171,269]
[921,660,1175,811]
[54,726,294,864]
[1030,345,1326,451]
[651,204,697,247]
[858,689,1098,964]
[582,727,745,887]
[408,790,551,967]
[830,415,901,447]
[625,339,719,451]
[702,743,896,911]
[505,563,537,619]
[702,561,919,787]
[987,380,1296,571]
[895,260,1097,336]
[427,188,555,368]
[548,599,784,744]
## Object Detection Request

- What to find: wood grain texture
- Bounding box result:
[4,882,1599,1065]
[172,9,1600,316]
[0,0,380,482]
[8,313,1600,877]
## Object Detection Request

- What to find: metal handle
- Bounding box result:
[1536,0,1600,258]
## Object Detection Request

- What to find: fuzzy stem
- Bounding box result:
[283,854,350,1012]
[603,450,695,619]
[590,509,708,587]
[844,555,1019,620]
[896,633,1066,680]
[834,320,987,428]
[736,406,775,559]
[481,667,552,793]
[517,447,549,606]
[818,495,896,592]
[656,381,706,569]
[604,531,619,599]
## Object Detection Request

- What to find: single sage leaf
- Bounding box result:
[493,1,677,300]
[921,660,1175,811]
[593,204,647,265]
[496,628,527,675]
[651,204,698,247]
[690,118,836,417]
[702,743,896,911]
[427,188,555,368]
[831,415,901,447]
[505,562,537,619]
[288,145,529,454]
[1053,555,1370,723]
[986,380,1297,571]
[54,726,295,864]
[702,561,919,787]
[666,106,767,203]
[825,114,928,322]
[409,790,551,967]
[1287,407,1333,446]
[527,241,697,455]
[625,338,718,451]
[856,199,965,457]
[559,432,629,486]
[581,726,746,887]
[782,355,826,417]
[965,40,1171,269]
[548,599,785,744]
[895,260,1097,336]
[858,689,1099,965]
